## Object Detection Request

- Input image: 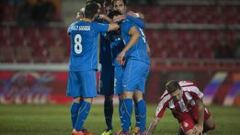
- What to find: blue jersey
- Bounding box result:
[108,16,145,66]
[120,19,150,64]
[126,15,145,29]
[67,20,109,71]
[107,31,125,66]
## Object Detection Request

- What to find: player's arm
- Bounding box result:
[147,93,169,135]
[94,22,119,34]
[189,86,205,134]
[76,7,85,20]
[126,14,145,29]
[108,23,119,31]
[117,26,140,65]
[138,12,144,19]
[146,43,151,56]
[127,11,145,28]
[113,12,145,28]
[147,117,161,135]
[99,14,113,23]
[127,11,144,19]
[195,99,205,134]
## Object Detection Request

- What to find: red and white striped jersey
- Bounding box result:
[155,81,203,122]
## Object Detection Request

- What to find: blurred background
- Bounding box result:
[0,0,240,106]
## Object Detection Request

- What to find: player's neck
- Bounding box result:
[80,18,92,22]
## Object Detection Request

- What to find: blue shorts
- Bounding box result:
[67,70,97,98]
[114,65,124,95]
[122,60,150,93]
[99,64,114,96]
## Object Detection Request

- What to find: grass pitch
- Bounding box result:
[0,104,239,135]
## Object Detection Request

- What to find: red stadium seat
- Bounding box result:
[48,42,66,63]
[2,3,15,21]
[128,5,240,24]
[15,44,33,63]
[31,39,48,63]
[0,43,15,63]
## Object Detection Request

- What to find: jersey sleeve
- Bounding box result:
[67,25,72,35]
[179,80,194,87]
[67,22,77,35]
[93,22,109,33]
[155,94,170,118]
[160,90,168,99]
[126,15,145,29]
[188,86,204,100]
[121,20,135,34]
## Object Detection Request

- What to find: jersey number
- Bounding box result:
[74,34,82,54]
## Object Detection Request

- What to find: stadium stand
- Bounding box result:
[129,5,240,24]
[0,0,239,64]
[0,41,15,63]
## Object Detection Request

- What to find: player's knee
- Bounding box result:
[205,117,216,131]
[123,92,133,99]
[184,131,192,135]
[133,95,143,102]
[73,97,82,103]
[185,128,196,135]
[83,98,93,103]
[209,122,216,130]
[133,91,143,102]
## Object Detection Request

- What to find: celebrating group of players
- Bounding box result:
[66,0,216,135]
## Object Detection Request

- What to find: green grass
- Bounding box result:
[0,104,239,135]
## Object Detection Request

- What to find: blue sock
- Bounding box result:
[137,100,146,132]
[134,101,140,128]
[104,98,113,130]
[122,98,133,132]
[70,102,82,128]
[119,99,123,127]
[74,101,91,131]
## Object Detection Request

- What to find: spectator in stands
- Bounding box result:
[214,42,233,59]
[233,38,240,59]
[16,1,32,26]
[32,0,56,25]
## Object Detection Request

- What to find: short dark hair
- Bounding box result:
[165,80,181,94]
[84,2,99,19]
[112,0,127,5]
[86,0,94,5]
[108,10,122,18]
[104,0,112,7]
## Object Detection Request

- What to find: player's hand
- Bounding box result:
[113,15,126,23]
[76,8,84,20]
[195,124,203,134]
[76,12,84,20]
[117,51,126,65]
[99,14,106,19]
[127,11,144,19]
[127,11,138,17]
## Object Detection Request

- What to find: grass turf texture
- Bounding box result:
[0,104,239,135]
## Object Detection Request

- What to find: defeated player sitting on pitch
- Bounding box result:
[147,80,216,135]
